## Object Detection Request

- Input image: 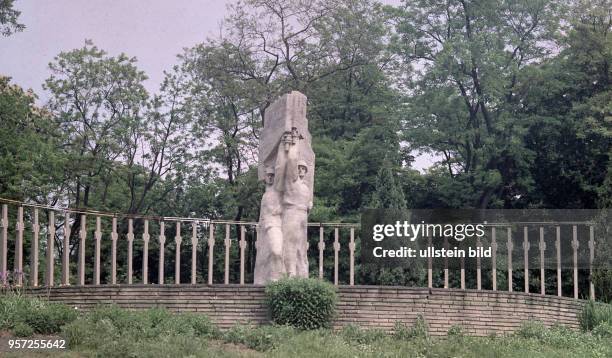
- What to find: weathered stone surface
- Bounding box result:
[258,91,314,197]
[255,91,314,284]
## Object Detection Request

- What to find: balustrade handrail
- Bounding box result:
[0,198,601,302]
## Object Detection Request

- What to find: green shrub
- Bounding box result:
[24,303,78,334]
[265,277,337,330]
[516,320,547,339]
[223,324,296,351]
[592,322,612,338]
[0,293,78,334]
[579,300,612,331]
[12,322,34,337]
[392,321,412,340]
[340,324,387,345]
[62,304,220,354]
[411,315,429,338]
[390,317,429,340]
[156,312,219,338]
[447,324,464,337]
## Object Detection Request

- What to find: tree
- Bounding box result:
[178,0,401,221]
[392,0,565,208]
[370,161,407,210]
[518,0,611,209]
[0,76,64,201]
[0,0,25,37]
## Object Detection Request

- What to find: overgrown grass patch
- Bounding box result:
[580,300,612,331]
[62,304,221,357]
[0,294,611,357]
[0,293,78,336]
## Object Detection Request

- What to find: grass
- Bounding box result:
[1,294,611,357]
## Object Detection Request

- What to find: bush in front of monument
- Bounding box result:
[265,277,337,330]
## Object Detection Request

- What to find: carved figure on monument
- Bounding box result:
[253,167,284,284]
[255,91,314,284]
[275,131,312,277]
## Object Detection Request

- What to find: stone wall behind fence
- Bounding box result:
[23,285,584,336]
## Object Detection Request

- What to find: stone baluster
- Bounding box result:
[556,226,561,297]
[46,211,55,287]
[589,225,595,300]
[523,226,529,293]
[192,222,199,284]
[94,217,102,285]
[491,227,497,291]
[507,227,513,292]
[333,227,340,285]
[460,255,465,290]
[476,235,482,290]
[111,217,118,284]
[1,204,7,285]
[142,220,150,284]
[572,225,578,299]
[31,209,40,287]
[208,223,215,285]
[14,206,24,286]
[78,215,86,285]
[318,226,325,279]
[429,235,434,288]
[224,224,231,284]
[127,219,134,284]
[159,221,166,284]
[175,221,182,284]
[62,212,70,285]
[349,227,355,286]
[443,236,449,289]
[539,227,546,295]
[239,225,246,285]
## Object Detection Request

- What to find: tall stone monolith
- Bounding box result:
[254,91,314,284]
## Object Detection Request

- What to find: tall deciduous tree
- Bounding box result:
[44,40,149,211]
[519,0,611,209]
[392,0,565,208]
[178,0,402,221]
[0,76,63,201]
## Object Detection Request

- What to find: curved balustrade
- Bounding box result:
[0,199,599,301]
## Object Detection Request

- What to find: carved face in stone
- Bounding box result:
[265,168,275,186]
[266,173,275,185]
[298,164,308,179]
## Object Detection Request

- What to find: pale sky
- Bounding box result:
[0,0,436,170]
[1,0,230,96]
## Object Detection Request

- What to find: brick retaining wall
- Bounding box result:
[23,285,584,336]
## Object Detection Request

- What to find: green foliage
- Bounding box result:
[222,324,295,351]
[369,162,407,210]
[516,320,548,339]
[0,296,609,358]
[0,76,65,200]
[62,305,221,357]
[580,301,612,331]
[592,321,612,338]
[391,317,429,340]
[392,321,412,340]
[12,321,34,337]
[0,0,25,36]
[63,305,219,344]
[0,293,77,334]
[340,325,387,345]
[447,324,464,337]
[411,315,429,339]
[265,277,337,330]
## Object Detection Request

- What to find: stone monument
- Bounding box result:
[254,91,315,284]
